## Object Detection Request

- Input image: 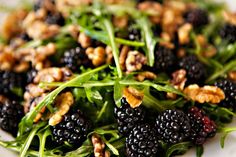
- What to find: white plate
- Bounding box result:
[0,0,236,156]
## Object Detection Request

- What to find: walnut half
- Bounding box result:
[183,84,225,104]
[123,87,144,108]
[49,92,74,126]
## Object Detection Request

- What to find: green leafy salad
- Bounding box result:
[0,0,236,157]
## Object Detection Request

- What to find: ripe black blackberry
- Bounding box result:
[19,33,32,41]
[127,27,141,41]
[126,123,160,157]
[45,12,65,26]
[114,98,145,135]
[154,46,176,72]
[187,107,217,145]
[61,46,92,72]
[185,9,209,27]
[33,0,55,11]
[26,69,38,84]
[215,79,236,111]
[155,109,191,144]
[136,0,163,3]
[179,55,206,84]
[220,24,236,43]
[0,71,25,96]
[52,110,90,146]
[0,100,24,136]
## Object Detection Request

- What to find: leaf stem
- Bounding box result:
[102,19,123,78]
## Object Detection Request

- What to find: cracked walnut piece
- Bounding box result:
[178,23,192,45]
[167,69,187,99]
[228,71,236,82]
[86,46,106,67]
[123,87,144,108]
[136,71,157,82]
[92,134,111,157]
[125,51,147,72]
[183,84,225,104]
[49,92,74,126]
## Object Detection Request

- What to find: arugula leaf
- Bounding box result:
[219,127,236,148]
[196,145,204,157]
[19,65,108,134]
[165,142,192,157]
[102,18,123,78]
[38,128,51,157]
[113,79,124,107]
[206,60,236,82]
[20,122,47,157]
[65,139,93,157]
[137,16,157,67]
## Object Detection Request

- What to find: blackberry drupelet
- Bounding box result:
[0,100,24,136]
[155,109,191,144]
[127,27,141,41]
[61,46,92,72]
[45,12,65,26]
[215,79,236,110]
[114,97,145,135]
[154,46,176,72]
[220,24,236,43]
[52,110,90,146]
[26,69,37,84]
[185,9,209,27]
[187,107,217,145]
[179,55,206,84]
[0,71,25,96]
[126,123,160,157]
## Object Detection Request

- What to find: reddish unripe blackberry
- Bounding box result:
[126,123,160,157]
[215,79,236,111]
[220,24,236,43]
[185,9,209,27]
[0,100,24,136]
[154,46,176,72]
[114,98,145,136]
[187,107,217,145]
[61,46,92,72]
[52,110,90,146]
[155,109,191,144]
[179,55,206,84]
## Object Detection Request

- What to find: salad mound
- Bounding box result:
[0,0,236,157]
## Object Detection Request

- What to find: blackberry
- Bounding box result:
[127,27,141,41]
[187,107,217,145]
[154,46,176,72]
[126,123,160,157]
[33,0,55,11]
[19,33,32,41]
[26,69,37,84]
[45,12,65,26]
[0,100,24,136]
[114,98,145,135]
[185,9,209,27]
[0,71,25,96]
[61,46,92,72]
[220,24,236,43]
[155,109,191,144]
[215,79,236,110]
[52,110,90,146]
[179,55,206,84]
